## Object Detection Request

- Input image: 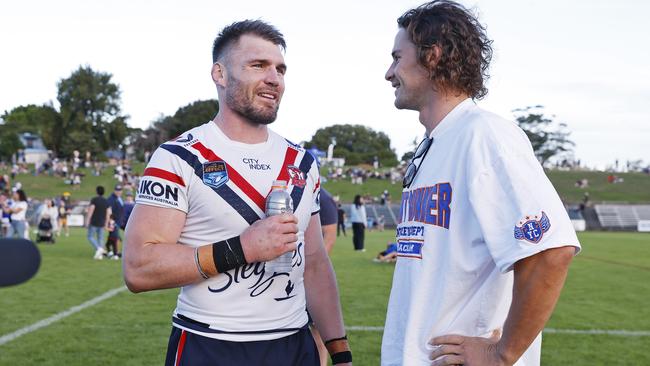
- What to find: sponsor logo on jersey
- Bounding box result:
[242,158,271,171]
[287,165,306,188]
[396,225,425,259]
[137,179,179,207]
[202,161,228,189]
[514,211,551,244]
[208,243,304,301]
[398,182,452,229]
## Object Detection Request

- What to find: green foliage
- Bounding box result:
[514,106,575,166]
[308,124,398,167]
[136,99,219,152]
[0,231,649,365]
[0,131,22,160]
[57,66,129,157]
[0,104,61,158]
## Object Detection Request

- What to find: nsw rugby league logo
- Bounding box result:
[287,165,306,188]
[202,161,228,189]
[514,211,551,244]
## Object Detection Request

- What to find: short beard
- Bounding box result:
[225,76,279,126]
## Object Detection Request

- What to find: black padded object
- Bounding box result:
[0,238,41,287]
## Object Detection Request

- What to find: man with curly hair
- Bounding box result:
[381,1,581,365]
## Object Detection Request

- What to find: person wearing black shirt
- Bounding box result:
[86,186,111,259]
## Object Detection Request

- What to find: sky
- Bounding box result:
[1,0,648,169]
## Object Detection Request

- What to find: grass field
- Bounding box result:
[1,230,648,365]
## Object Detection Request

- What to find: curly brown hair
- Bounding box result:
[397,0,493,99]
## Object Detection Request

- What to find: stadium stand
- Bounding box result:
[594,204,650,230]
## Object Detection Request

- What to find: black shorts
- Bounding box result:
[165,326,319,366]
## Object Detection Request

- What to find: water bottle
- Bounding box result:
[264,180,294,273]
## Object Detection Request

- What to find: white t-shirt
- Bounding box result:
[348,204,367,225]
[10,201,28,221]
[136,121,320,342]
[381,99,581,366]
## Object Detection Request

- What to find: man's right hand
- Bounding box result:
[240,213,299,263]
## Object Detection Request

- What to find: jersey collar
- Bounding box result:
[427,98,475,140]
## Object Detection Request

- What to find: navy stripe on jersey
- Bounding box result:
[173,315,307,335]
[290,151,315,211]
[160,144,262,225]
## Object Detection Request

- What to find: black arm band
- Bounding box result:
[324,335,348,345]
[212,236,247,273]
[331,351,352,364]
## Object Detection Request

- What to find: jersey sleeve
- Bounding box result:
[308,156,321,215]
[467,124,581,273]
[135,145,190,213]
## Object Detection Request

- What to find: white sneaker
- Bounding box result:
[94,247,106,260]
[112,255,120,260]
[107,251,114,257]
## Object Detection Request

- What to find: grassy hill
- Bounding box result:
[323,169,650,204]
[3,164,649,204]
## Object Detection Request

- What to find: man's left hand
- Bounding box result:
[429,330,509,366]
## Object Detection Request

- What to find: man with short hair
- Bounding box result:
[381,2,581,365]
[86,186,111,259]
[124,20,351,366]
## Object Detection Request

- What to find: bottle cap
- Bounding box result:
[272,180,287,189]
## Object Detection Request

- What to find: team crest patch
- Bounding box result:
[287,165,306,188]
[514,211,551,244]
[202,161,228,189]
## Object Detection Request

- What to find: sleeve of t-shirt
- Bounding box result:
[319,189,338,226]
[135,144,190,213]
[467,123,581,273]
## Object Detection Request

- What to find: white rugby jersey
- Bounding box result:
[136,121,321,342]
[381,99,581,365]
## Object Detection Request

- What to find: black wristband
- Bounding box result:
[331,351,352,364]
[212,236,247,273]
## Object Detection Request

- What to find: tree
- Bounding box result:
[136,99,219,153]
[400,136,421,163]
[57,66,129,157]
[308,124,398,166]
[514,106,575,166]
[0,104,60,158]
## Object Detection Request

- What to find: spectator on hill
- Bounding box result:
[349,194,367,251]
[86,186,111,260]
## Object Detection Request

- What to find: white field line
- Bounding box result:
[0,286,127,346]
[346,326,650,336]
[3,288,649,348]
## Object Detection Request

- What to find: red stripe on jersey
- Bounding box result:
[144,167,186,187]
[313,176,320,193]
[191,142,266,211]
[175,330,187,366]
[276,147,299,183]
